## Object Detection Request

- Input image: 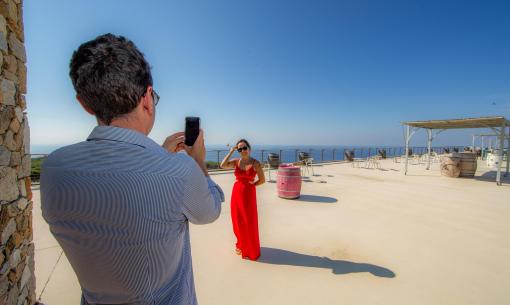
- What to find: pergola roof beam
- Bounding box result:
[402,116,510,130]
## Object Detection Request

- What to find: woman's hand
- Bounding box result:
[229,146,237,153]
[162,132,185,153]
[253,160,266,186]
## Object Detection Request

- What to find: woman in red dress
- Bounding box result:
[220,139,265,260]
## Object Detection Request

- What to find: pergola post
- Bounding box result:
[427,129,432,170]
[496,124,505,185]
[472,135,475,149]
[404,125,410,175]
[506,126,509,177]
[481,136,484,152]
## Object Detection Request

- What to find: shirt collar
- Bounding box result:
[87,126,164,152]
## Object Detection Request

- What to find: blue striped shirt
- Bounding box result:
[41,126,224,305]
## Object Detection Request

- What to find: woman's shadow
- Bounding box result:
[257,247,395,278]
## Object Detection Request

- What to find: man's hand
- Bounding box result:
[162,132,185,153]
[185,129,208,176]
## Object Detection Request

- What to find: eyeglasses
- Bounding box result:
[237,146,249,152]
[152,90,160,106]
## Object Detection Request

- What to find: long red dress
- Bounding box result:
[231,159,260,260]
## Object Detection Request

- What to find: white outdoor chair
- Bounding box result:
[352,157,370,168]
[265,153,280,181]
[366,156,381,169]
[410,155,421,165]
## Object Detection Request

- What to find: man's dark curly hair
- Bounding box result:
[69,33,153,125]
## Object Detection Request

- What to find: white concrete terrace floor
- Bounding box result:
[32,159,510,305]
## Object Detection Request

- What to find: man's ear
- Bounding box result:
[141,86,154,116]
[76,95,96,115]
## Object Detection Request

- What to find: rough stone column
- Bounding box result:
[0,1,35,305]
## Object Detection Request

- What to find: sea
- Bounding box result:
[30,144,449,163]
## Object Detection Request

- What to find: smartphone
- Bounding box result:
[185,117,200,146]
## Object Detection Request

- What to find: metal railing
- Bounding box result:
[204,146,464,169]
[29,146,465,179]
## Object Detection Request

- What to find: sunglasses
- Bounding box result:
[237,146,249,152]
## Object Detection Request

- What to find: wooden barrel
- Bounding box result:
[277,164,302,199]
[457,152,477,177]
[440,155,461,178]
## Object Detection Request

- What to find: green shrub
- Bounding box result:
[31,157,45,180]
[206,161,220,169]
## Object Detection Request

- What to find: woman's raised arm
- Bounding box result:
[220,146,238,169]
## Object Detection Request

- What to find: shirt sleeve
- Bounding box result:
[182,163,224,224]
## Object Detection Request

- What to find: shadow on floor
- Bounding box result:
[403,173,440,177]
[258,248,395,278]
[358,168,389,171]
[269,178,330,184]
[296,194,338,203]
[473,171,510,185]
[405,171,510,185]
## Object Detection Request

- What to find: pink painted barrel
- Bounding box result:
[277,164,302,199]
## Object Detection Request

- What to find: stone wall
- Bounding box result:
[0,1,35,305]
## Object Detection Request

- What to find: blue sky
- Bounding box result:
[25,0,510,147]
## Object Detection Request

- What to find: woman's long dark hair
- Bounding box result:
[236,139,251,149]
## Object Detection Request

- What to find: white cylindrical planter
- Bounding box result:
[487,152,502,170]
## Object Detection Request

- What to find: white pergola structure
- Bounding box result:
[402,116,510,185]
[472,133,510,151]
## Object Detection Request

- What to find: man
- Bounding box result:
[41,33,224,305]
